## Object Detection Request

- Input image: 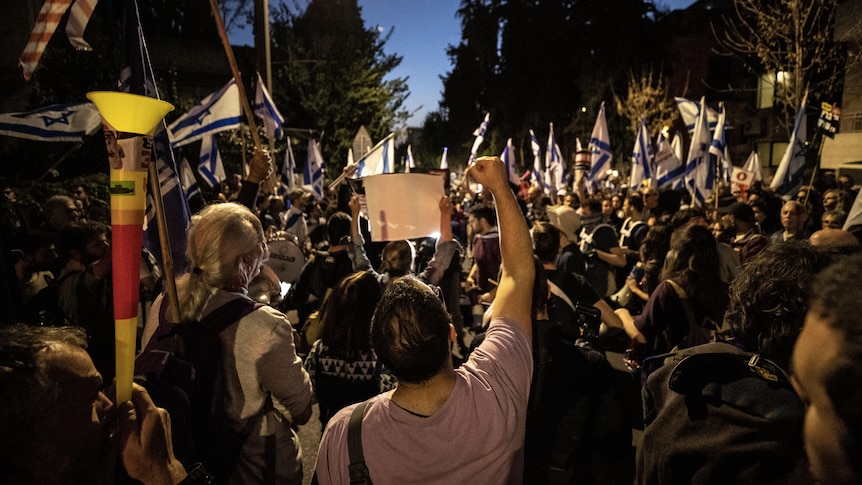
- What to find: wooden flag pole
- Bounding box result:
[148,160,182,323]
[209,0,263,151]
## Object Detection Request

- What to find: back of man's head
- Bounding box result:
[531,222,561,264]
[371,277,451,383]
[724,241,832,370]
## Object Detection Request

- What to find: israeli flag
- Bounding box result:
[630,118,654,190]
[197,135,226,188]
[685,97,715,206]
[0,102,101,142]
[770,94,808,197]
[501,137,520,186]
[529,129,543,189]
[440,146,448,170]
[179,156,200,200]
[355,133,395,177]
[675,97,720,133]
[254,73,284,141]
[546,122,565,192]
[406,144,415,173]
[588,102,612,189]
[303,137,325,200]
[655,131,684,190]
[168,79,241,148]
[469,113,489,164]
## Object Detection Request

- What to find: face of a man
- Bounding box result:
[642,189,659,209]
[781,202,807,233]
[42,344,113,480]
[823,192,840,211]
[564,194,578,209]
[792,313,855,484]
[822,214,843,229]
[601,199,613,215]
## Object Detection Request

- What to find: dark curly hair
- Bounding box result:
[371,276,452,383]
[724,241,832,369]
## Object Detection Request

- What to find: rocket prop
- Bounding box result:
[86,91,174,403]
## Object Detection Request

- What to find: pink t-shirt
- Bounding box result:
[314,317,533,484]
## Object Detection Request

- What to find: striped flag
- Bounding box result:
[675,97,720,133]
[19,0,99,80]
[685,97,715,206]
[501,137,520,185]
[529,129,543,189]
[770,93,809,197]
[469,113,489,164]
[179,156,200,201]
[197,135,226,187]
[120,0,189,272]
[546,122,565,192]
[281,136,296,192]
[168,79,241,148]
[655,131,684,190]
[355,133,395,177]
[0,102,101,142]
[66,0,98,51]
[253,73,284,142]
[303,137,325,200]
[630,118,654,191]
[588,102,612,190]
[709,102,732,185]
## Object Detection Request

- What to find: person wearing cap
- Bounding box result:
[721,202,769,264]
[547,204,586,277]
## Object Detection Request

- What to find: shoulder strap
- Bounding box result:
[664,279,698,331]
[547,280,576,312]
[347,400,373,485]
[198,297,263,332]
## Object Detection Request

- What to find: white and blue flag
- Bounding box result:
[440,146,448,169]
[303,137,325,200]
[630,118,654,190]
[0,102,101,142]
[546,122,565,192]
[588,102,612,190]
[405,144,415,173]
[501,137,520,185]
[685,97,715,206]
[197,135,226,188]
[469,113,489,164]
[168,79,241,148]
[179,156,200,201]
[770,94,808,197]
[355,132,395,177]
[655,131,684,190]
[675,97,720,133]
[254,73,284,142]
[529,129,543,189]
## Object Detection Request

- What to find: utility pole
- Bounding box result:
[254,0,272,91]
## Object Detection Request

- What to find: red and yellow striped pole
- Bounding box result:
[86,92,173,403]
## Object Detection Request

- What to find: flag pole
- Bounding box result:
[148,160,182,323]
[208,0,264,151]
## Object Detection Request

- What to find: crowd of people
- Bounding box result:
[1,153,862,484]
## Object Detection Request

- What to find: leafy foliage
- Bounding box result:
[269,0,410,179]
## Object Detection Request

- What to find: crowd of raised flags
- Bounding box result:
[3,0,854,256]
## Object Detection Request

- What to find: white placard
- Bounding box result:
[732,167,755,190]
[362,173,444,241]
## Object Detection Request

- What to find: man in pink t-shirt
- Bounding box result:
[314,156,535,484]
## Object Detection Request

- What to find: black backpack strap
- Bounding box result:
[198,297,263,332]
[347,400,372,485]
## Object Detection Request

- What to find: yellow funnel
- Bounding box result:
[86,91,174,136]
